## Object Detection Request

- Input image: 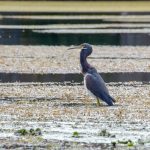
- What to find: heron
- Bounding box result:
[68,43,115,106]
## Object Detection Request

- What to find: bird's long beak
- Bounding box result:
[67,44,83,50]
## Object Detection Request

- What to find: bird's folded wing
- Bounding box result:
[85,73,115,105]
[85,73,108,97]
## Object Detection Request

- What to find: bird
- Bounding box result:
[68,43,115,106]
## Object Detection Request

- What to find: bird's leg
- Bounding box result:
[96,98,101,106]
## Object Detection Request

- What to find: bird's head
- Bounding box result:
[68,43,93,56]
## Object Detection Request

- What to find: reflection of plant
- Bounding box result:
[72,131,79,138]
[15,128,42,136]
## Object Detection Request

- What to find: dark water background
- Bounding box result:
[1,29,150,46]
[0,72,150,83]
[0,12,150,46]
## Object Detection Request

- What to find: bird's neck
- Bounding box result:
[80,51,91,74]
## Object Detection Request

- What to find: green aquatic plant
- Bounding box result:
[15,128,42,136]
[127,140,134,147]
[15,129,28,136]
[29,128,42,136]
[118,139,134,147]
[118,140,128,144]
[72,131,79,138]
[29,128,35,135]
[35,128,42,135]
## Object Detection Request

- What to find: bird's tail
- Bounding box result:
[109,95,116,103]
[100,93,115,106]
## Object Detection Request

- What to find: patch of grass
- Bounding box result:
[0,1,149,12]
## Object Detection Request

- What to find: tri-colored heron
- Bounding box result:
[68,43,115,106]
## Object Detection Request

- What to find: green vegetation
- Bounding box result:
[16,129,28,136]
[111,139,134,148]
[15,128,42,136]
[127,140,134,147]
[98,129,115,137]
[99,129,110,137]
[0,1,149,12]
[118,140,128,144]
[29,128,42,136]
[72,131,80,138]
[118,139,134,147]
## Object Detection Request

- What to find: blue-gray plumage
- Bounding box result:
[68,43,115,106]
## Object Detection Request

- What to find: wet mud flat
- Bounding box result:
[0,45,150,73]
[0,82,150,149]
